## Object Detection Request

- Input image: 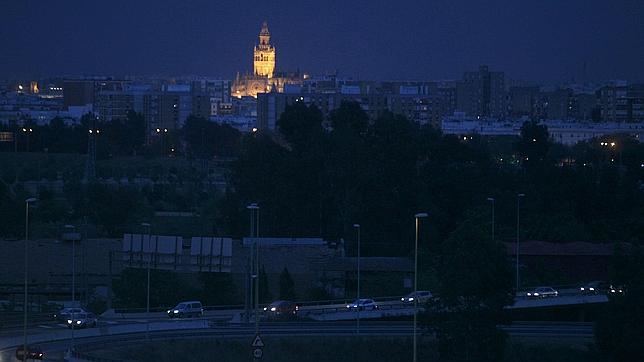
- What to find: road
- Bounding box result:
[0,291,607,341]
[0,320,594,361]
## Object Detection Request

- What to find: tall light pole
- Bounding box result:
[487,197,495,241]
[352,224,361,335]
[24,197,37,362]
[64,223,78,354]
[516,194,525,291]
[141,222,151,339]
[413,212,428,362]
[246,203,259,334]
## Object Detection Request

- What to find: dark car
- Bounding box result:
[166,301,204,318]
[263,300,298,319]
[579,281,607,295]
[608,284,625,295]
[526,287,559,299]
[53,307,87,323]
[401,291,433,304]
[15,345,44,360]
[66,312,98,329]
[346,298,378,311]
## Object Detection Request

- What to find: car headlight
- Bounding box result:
[580,287,584,291]
[527,293,532,296]
[173,310,179,314]
[263,307,267,311]
[77,320,82,324]
[401,298,405,301]
[67,319,73,324]
[409,297,414,301]
[589,288,594,291]
[346,305,350,308]
[167,310,171,313]
[270,307,276,312]
[534,293,539,296]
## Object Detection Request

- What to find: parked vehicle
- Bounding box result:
[54,307,87,323]
[401,291,433,304]
[346,299,378,311]
[166,301,204,318]
[66,312,98,329]
[526,287,559,299]
[15,345,44,360]
[263,300,299,319]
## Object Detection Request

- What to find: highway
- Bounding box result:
[0,320,594,361]
[0,291,605,360]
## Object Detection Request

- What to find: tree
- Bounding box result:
[258,266,272,303]
[199,272,238,305]
[423,214,514,361]
[112,268,198,308]
[595,245,644,361]
[279,267,296,301]
[277,102,324,154]
[182,115,241,159]
[516,120,550,167]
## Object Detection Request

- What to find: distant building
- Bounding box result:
[257,80,457,130]
[441,117,644,145]
[456,65,507,119]
[597,82,644,122]
[535,87,574,120]
[63,78,129,108]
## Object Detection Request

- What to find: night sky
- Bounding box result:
[2,0,642,83]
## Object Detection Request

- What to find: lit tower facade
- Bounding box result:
[253,22,275,78]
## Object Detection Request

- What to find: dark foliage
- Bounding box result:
[423,214,514,361]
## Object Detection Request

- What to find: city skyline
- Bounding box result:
[2,0,643,84]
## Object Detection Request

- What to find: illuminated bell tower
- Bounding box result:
[253,21,275,78]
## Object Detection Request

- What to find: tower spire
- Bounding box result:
[254,21,275,78]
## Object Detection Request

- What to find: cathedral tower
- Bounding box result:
[253,22,275,78]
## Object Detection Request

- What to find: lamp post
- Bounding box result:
[24,197,37,362]
[352,224,361,335]
[64,223,78,353]
[516,194,525,291]
[246,203,260,334]
[141,222,151,339]
[487,197,495,241]
[413,212,428,362]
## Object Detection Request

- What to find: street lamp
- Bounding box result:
[24,197,37,362]
[246,203,260,334]
[413,212,428,362]
[516,194,525,291]
[141,223,151,339]
[63,223,79,353]
[486,197,495,241]
[352,224,361,335]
